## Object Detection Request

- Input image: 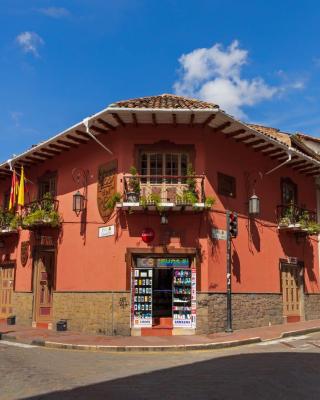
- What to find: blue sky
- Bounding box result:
[1,0,320,161]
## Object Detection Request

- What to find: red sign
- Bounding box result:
[141,228,155,243]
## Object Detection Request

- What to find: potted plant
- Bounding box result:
[0,209,19,232]
[126,166,140,203]
[205,196,215,209]
[105,192,122,210]
[22,193,62,229]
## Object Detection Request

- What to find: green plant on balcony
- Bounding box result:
[176,164,199,206]
[22,193,61,229]
[279,203,295,226]
[306,221,320,235]
[140,193,163,212]
[127,166,140,202]
[205,196,216,208]
[105,192,122,210]
[0,209,19,231]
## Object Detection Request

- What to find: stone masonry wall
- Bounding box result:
[12,292,33,326]
[304,294,320,321]
[196,293,283,334]
[52,292,131,335]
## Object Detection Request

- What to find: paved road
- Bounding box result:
[2,333,320,400]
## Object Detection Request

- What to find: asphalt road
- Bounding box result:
[1,333,320,400]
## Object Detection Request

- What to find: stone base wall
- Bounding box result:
[52,292,131,336]
[196,293,283,334]
[304,294,320,321]
[12,292,33,326]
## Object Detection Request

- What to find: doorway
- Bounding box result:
[0,263,15,320]
[152,268,173,319]
[281,263,302,322]
[33,250,55,326]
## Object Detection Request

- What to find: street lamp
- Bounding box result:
[73,191,85,216]
[249,193,260,217]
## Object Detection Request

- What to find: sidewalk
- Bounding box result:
[1,319,320,352]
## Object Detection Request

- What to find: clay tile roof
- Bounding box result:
[246,123,292,146]
[109,94,219,110]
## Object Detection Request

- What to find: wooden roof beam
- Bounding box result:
[97,118,116,130]
[224,129,246,138]
[254,143,274,152]
[292,161,309,170]
[306,170,320,176]
[49,143,70,151]
[235,134,256,142]
[111,113,125,127]
[33,151,53,160]
[211,122,232,133]
[246,139,265,147]
[132,113,138,127]
[190,113,195,127]
[25,156,44,163]
[296,165,319,173]
[289,159,308,168]
[270,152,287,160]
[75,130,91,140]
[152,113,157,126]
[262,148,284,156]
[57,139,78,148]
[202,113,216,127]
[68,134,89,145]
[40,148,61,155]
[90,125,109,135]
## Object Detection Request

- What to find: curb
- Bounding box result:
[43,337,262,352]
[1,326,320,353]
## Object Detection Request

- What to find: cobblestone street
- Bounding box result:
[2,332,320,399]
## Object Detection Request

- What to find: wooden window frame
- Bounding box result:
[281,177,298,205]
[38,171,57,200]
[217,172,236,198]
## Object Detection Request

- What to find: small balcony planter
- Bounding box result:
[22,194,62,230]
[126,191,140,203]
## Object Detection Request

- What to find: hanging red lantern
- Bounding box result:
[141,228,155,243]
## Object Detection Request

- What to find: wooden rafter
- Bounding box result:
[190,113,195,127]
[57,140,78,148]
[296,165,319,173]
[49,143,70,151]
[90,125,109,135]
[254,143,274,152]
[111,113,125,127]
[262,148,284,156]
[202,113,216,127]
[33,151,53,159]
[25,156,44,163]
[75,130,91,139]
[97,118,116,130]
[270,152,287,160]
[292,161,309,170]
[289,159,307,167]
[172,113,177,127]
[40,148,61,155]
[68,134,89,145]
[152,113,157,126]
[224,129,246,138]
[211,122,232,133]
[132,113,138,127]
[235,134,256,142]
[245,139,265,147]
[306,170,320,176]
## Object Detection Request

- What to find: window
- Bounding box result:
[139,153,189,184]
[38,173,56,199]
[281,178,297,205]
[218,172,236,198]
[2,191,9,210]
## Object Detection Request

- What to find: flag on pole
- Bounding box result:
[8,170,19,211]
[18,166,25,206]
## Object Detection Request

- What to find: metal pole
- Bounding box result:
[226,211,233,332]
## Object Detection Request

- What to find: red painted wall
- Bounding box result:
[1,125,319,295]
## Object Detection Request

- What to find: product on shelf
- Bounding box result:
[132,268,153,327]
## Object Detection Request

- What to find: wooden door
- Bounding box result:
[0,265,15,319]
[34,252,54,323]
[281,264,301,318]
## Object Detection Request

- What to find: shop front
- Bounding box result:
[130,255,197,336]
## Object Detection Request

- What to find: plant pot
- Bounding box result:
[126,192,140,203]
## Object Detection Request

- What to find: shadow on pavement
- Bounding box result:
[24,352,320,400]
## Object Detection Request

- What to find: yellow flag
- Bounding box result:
[18,166,25,206]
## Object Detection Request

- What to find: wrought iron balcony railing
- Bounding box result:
[277,204,317,229]
[123,174,205,204]
[21,197,61,229]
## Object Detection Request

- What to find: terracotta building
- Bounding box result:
[1,94,320,336]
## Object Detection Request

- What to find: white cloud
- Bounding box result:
[174,41,298,119]
[16,31,44,57]
[38,7,70,18]
[10,111,23,127]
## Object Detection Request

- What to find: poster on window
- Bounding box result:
[132,268,153,328]
[173,267,196,329]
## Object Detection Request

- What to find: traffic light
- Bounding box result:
[228,211,238,238]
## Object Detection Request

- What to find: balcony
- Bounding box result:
[117,174,213,213]
[277,204,319,234]
[0,210,19,236]
[21,195,61,230]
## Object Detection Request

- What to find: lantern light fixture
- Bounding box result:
[249,193,260,217]
[73,190,85,216]
[160,214,168,225]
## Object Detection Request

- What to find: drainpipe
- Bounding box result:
[83,117,113,155]
[265,151,292,176]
